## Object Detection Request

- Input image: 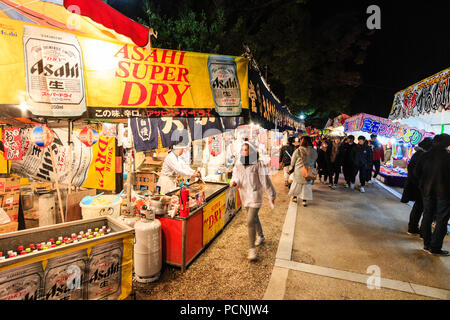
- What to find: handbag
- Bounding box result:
[301,166,318,181]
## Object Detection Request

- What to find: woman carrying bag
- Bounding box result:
[288,136,318,207]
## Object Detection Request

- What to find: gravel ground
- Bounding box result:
[134,169,289,300]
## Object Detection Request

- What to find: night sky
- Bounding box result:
[108,0,449,121]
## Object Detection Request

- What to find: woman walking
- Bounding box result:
[288,136,318,207]
[230,142,276,261]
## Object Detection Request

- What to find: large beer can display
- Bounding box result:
[0,217,134,300]
[134,212,162,283]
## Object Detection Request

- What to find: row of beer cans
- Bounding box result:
[0,239,124,300]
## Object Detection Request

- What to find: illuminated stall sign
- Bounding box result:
[345,113,435,145]
[389,67,450,120]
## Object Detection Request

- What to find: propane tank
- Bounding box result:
[134,205,162,283]
[119,213,139,228]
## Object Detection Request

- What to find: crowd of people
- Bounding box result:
[278,132,450,256]
[228,132,449,261]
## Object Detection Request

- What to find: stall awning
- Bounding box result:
[248,68,304,132]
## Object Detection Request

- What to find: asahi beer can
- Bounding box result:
[87,239,123,300]
[207,55,242,116]
[0,262,43,300]
[44,250,87,300]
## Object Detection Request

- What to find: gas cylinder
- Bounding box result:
[118,214,139,228]
[134,206,162,283]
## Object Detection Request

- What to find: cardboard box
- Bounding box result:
[2,206,19,222]
[0,191,20,208]
[0,177,20,193]
[136,172,159,193]
[0,221,18,234]
[24,218,39,230]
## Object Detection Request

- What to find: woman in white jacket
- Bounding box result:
[230,141,276,261]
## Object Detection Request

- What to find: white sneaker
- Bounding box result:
[247,248,257,261]
[344,183,349,188]
[360,186,365,193]
[255,235,265,246]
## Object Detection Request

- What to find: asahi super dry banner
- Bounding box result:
[82,134,115,191]
[0,17,248,119]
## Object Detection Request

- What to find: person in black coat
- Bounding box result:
[317,139,330,184]
[280,136,297,186]
[350,136,372,193]
[414,134,450,256]
[341,135,356,188]
[326,136,343,189]
[401,137,433,235]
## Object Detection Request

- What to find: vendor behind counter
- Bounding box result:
[157,144,201,194]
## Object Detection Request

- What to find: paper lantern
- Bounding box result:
[78,126,99,147]
[30,125,54,148]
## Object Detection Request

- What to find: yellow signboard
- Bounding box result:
[202,192,226,246]
[82,135,115,191]
[0,17,249,118]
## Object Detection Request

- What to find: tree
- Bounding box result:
[136,0,373,126]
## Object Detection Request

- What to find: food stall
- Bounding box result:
[0,0,250,296]
[344,113,435,187]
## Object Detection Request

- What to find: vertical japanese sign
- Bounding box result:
[202,192,226,246]
[82,135,116,191]
[23,25,86,117]
[2,128,22,160]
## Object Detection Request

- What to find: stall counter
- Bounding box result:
[157,181,241,272]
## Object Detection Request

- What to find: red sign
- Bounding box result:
[2,128,22,160]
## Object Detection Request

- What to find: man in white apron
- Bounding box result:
[157,144,201,194]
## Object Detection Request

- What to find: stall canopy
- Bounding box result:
[388,67,450,134]
[0,0,249,121]
[345,113,435,145]
[248,68,304,132]
[324,113,350,136]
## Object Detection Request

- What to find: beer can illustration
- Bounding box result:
[87,239,123,300]
[0,262,43,300]
[208,55,242,116]
[44,250,87,300]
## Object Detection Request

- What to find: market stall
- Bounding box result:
[344,113,435,187]
[0,0,252,297]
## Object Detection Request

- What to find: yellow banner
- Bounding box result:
[82,135,115,191]
[203,191,226,246]
[0,17,249,118]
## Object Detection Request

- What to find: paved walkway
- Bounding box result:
[264,177,450,300]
